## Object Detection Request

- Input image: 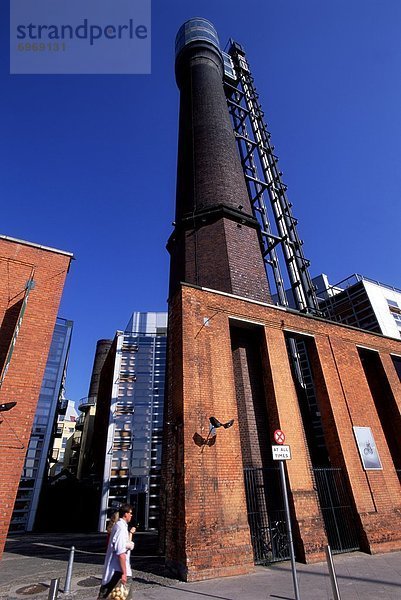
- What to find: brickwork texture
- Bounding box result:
[162,284,401,581]
[0,239,71,557]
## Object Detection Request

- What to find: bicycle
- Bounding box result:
[252,521,289,563]
[364,442,374,456]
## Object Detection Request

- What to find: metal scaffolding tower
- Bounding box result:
[223,41,320,314]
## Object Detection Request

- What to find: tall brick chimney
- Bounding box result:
[168,18,271,304]
[162,18,401,583]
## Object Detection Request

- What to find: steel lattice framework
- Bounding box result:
[223,41,320,314]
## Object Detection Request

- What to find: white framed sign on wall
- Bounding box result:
[353,426,383,470]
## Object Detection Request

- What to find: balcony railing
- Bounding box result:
[78,395,96,412]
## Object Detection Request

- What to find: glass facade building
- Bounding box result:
[10,317,73,532]
[99,312,167,532]
[315,273,401,339]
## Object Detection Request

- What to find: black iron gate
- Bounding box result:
[244,467,290,564]
[313,467,360,553]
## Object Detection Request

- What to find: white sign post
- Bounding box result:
[272,445,291,460]
[272,431,301,600]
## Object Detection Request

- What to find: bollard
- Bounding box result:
[325,545,341,600]
[48,578,59,600]
[64,545,75,594]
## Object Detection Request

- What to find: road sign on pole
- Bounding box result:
[274,429,285,445]
[272,429,301,599]
[278,460,301,600]
[272,445,291,460]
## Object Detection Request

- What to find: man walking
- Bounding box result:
[98,504,136,599]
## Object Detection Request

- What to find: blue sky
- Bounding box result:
[1,0,401,401]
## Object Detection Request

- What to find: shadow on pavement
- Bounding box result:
[5,532,167,577]
[270,562,401,589]
[132,578,233,600]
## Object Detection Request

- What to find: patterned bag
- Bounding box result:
[106,580,130,600]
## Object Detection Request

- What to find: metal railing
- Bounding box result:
[244,466,360,565]
[244,467,290,564]
[313,467,360,554]
[78,396,96,411]
[320,273,401,297]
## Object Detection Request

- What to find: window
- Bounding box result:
[392,313,401,329]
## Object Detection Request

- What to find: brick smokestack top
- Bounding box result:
[168,18,271,304]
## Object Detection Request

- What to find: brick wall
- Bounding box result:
[175,45,253,220]
[168,217,271,304]
[169,39,272,305]
[162,283,401,580]
[359,350,401,471]
[163,290,254,581]
[162,292,187,575]
[230,326,270,468]
[0,238,71,556]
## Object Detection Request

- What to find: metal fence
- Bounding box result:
[244,466,360,565]
[244,467,290,564]
[313,467,360,554]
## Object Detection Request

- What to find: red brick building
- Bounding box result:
[163,284,401,581]
[161,19,401,581]
[0,235,72,557]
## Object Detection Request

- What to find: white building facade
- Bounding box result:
[99,311,167,532]
[49,399,78,477]
[315,273,401,339]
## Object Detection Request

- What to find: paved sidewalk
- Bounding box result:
[1,533,401,599]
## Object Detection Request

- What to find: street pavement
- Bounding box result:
[1,532,401,599]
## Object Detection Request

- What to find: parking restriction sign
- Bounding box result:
[274,429,285,445]
[272,445,291,460]
[271,431,299,599]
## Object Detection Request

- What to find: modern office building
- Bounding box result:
[0,236,72,557]
[9,318,73,532]
[315,273,401,339]
[162,18,401,581]
[93,312,167,532]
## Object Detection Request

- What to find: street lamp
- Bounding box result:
[0,401,17,412]
[209,416,234,430]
